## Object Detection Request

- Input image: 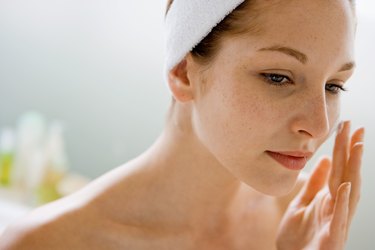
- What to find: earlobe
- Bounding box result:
[167,57,194,103]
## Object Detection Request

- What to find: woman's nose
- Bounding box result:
[290,93,331,139]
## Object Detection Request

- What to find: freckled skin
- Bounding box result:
[189,0,354,196]
[0,0,358,249]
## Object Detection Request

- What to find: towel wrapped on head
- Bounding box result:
[164,0,246,80]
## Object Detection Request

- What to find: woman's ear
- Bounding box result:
[167,56,194,103]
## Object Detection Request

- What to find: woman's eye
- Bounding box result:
[261,73,292,86]
[325,83,347,95]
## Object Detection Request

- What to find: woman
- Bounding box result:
[0,0,365,249]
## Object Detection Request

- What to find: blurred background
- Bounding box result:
[0,0,373,249]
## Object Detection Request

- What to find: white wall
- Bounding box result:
[0,1,374,249]
[0,0,170,178]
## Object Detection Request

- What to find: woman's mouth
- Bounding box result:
[266,151,312,171]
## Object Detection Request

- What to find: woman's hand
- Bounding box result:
[276,121,365,250]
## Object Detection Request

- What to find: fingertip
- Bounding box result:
[339,182,352,200]
[344,120,351,131]
[310,156,331,181]
[359,127,365,142]
[334,120,351,142]
[351,142,364,154]
[316,155,332,169]
[336,121,344,135]
[350,128,365,151]
[320,155,332,162]
[345,182,351,192]
[359,126,365,134]
[354,127,365,142]
[353,141,364,148]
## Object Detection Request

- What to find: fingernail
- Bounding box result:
[338,120,351,135]
[344,182,352,197]
[352,142,364,153]
[359,127,365,142]
[336,121,344,135]
[346,120,351,131]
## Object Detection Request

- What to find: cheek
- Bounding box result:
[192,78,274,165]
[192,80,305,196]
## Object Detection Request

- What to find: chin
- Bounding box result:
[243,172,299,197]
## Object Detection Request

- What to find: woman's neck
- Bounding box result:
[125,117,263,233]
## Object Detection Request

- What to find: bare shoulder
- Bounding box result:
[0,195,140,250]
[0,193,93,250]
[0,161,156,250]
[276,171,309,212]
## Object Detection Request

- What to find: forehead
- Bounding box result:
[253,0,355,40]
[257,0,355,30]
[221,0,356,67]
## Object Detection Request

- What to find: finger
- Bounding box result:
[344,128,364,223]
[296,156,331,206]
[344,141,364,239]
[329,120,351,200]
[350,127,365,149]
[344,128,364,201]
[330,182,351,246]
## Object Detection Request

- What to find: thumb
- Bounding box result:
[295,156,331,207]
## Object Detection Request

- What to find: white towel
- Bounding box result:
[164,0,246,80]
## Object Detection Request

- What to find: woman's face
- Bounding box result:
[190,0,356,195]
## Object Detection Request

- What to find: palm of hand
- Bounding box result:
[276,121,364,250]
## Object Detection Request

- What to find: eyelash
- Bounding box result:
[260,73,348,95]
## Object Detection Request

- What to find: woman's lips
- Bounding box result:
[266,151,312,170]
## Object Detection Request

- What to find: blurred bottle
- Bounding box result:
[12,111,47,204]
[3,112,72,206]
[35,121,69,205]
[0,128,16,186]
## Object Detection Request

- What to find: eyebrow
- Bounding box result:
[258,45,356,72]
[258,45,308,64]
[339,62,356,72]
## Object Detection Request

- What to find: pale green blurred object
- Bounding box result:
[0,128,16,186]
[0,153,13,186]
[33,121,69,205]
[0,112,90,206]
[35,167,65,204]
[11,112,70,205]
